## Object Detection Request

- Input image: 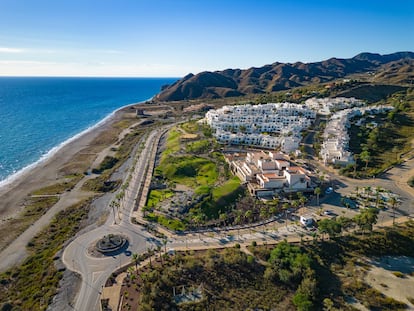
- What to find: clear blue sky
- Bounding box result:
[0,0,412,77]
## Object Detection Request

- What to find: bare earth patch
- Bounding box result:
[365,256,414,308]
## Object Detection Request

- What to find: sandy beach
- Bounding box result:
[0,108,127,221]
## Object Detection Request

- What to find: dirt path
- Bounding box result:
[0,120,143,272]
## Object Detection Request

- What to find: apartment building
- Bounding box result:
[205,103,315,153]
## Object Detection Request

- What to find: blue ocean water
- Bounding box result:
[0,77,177,184]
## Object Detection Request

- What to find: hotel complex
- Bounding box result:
[205,103,316,153]
[203,97,394,180]
[225,150,314,198]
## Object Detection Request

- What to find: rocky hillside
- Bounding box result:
[156,52,414,101]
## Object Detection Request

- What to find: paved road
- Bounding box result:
[62,129,162,311]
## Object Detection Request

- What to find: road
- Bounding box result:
[62,128,163,311]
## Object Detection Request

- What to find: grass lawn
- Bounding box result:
[185,139,211,153]
[212,176,241,200]
[146,189,174,207]
[202,176,243,218]
[161,129,181,161]
[159,156,218,188]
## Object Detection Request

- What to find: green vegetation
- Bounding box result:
[146,120,245,228]
[0,199,91,310]
[0,196,59,252]
[92,155,118,174]
[342,89,414,177]
[157,155,218,188]
[31,174,83,195]
[0,174,84,252]
[120,248,295,311]
[146,189,174,208]
[408,176,414,187]
[185,139,211,154]
[145,213,186,231]
[201,176,244,218]
[83,129,145,192]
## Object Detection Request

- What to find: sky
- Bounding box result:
[0,0,413,77]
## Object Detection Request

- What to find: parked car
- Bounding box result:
[325,187,333,194]
[323,210,334,216]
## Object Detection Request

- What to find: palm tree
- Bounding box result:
[314,187,321,206]
[360,150,371,171]
[219,212,227,227]
[282,202,290,227]
[389,196,398,226]
[131,253,140,270]
[353,154,359,178]
[127,266,135,278]
[147,247,153,267]
[244,210,253,223]
[375,187,381,209]
[162,238,168,254]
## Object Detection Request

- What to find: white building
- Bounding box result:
[226,150,313,198]
[320,105,394,165]
[305,97,364,115]
[205,103,315,153]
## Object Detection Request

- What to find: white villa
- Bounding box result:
[320,105,394,165]
[227,150,313,198]
[205,103,316,153]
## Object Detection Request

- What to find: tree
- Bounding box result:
[132,253,140,270]
[389,196,398,226]
[282,202,290,227]
[293,292,313,311]
[318,219,342,239]
[314,187,321,206]
[219,212,227,227]
[337,216,354,233]
[353,208,378,233]
[162,238,168,253]
[353,154,359,178]
[360,150,371,171]
[244,210,253,223]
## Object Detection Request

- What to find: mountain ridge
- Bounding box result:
[156,52,414,101]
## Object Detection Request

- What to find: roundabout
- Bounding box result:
[94,234,128,256]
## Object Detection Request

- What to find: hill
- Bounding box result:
[156,52,414,101]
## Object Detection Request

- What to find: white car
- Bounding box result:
[325,187,333,194]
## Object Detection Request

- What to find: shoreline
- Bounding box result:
[0,100,144,220]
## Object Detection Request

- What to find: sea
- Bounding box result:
[0,77,177,186]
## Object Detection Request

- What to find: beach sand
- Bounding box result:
[0,108,127,221]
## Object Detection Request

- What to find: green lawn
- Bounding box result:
[159,156,218,188]
[212,176,241,200]
[146,189,174,207]
[186,139,211,154]
[161,129,181,160]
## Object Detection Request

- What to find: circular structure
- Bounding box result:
[95,234,128,254]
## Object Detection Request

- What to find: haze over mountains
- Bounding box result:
[156,52,414,101]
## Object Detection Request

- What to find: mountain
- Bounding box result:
[156,52,414,101]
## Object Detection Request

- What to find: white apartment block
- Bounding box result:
[305,97,364,115]
[205,103,316,153]
[227,150,313,198]
[320,105,394,165]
